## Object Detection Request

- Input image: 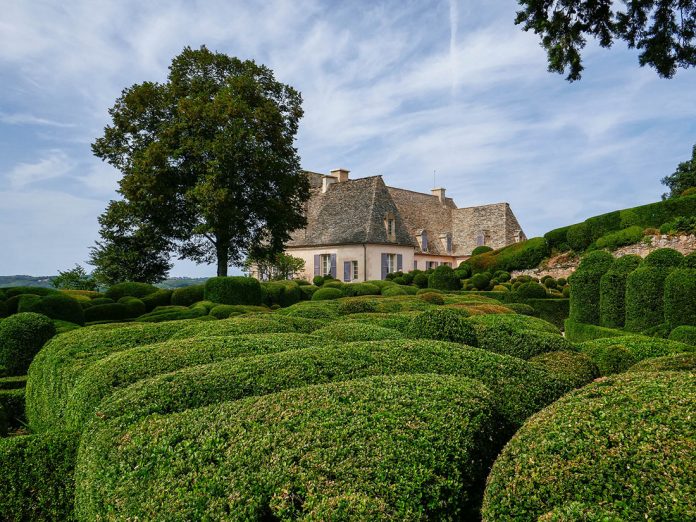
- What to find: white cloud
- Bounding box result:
[0,111,74,127]
[5,149,75,188]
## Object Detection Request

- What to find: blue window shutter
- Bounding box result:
[397,254,403,271]
[330,254,337,278]
[422,233,428,251]
[314,255,320,276]
[414,260,417,270]
[381,253,388,280]
[343,261,351,282]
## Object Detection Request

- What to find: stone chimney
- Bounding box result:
[330,168,350,182]
[431,187,446,202]
[322,175,337,193]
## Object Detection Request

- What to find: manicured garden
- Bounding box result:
[0,270,694,520]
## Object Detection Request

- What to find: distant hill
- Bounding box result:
[0,275,209,289]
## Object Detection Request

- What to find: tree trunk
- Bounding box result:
[216,240,229,277]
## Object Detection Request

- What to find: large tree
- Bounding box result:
[92,46,309,276]
[516,1,696,81]
[662,143,696,198]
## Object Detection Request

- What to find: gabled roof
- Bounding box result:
[287,175,415,247]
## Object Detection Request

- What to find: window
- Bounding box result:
[388,219,395,235]
[443,262,452,267]
[352,260,359,280]
[414,260,418,270]
[387,253,397,273]
[426,261,438,270]
[384,213,396,239]
[320,254,332,276]
[419,231,428,251]
[446,235,452,253]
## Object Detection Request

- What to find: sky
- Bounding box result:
[1,0,695,277]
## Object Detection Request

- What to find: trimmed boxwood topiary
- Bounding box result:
[472,324,573,360]
[21,293,86,326]
[428,265,461,291]
[336,299,377,314]
[135,305,208,323]
[664,268,696,328]
[345,312,418,332]
[624,266,671,332]
[117,297,146,318]
[343,282,380,297]
[504,302,536,316]
[413,272,429,288]
[262,281,302,308]
[569,250,614,325]
[418,291,445,305]
[529,350,599,388]
[4,286,59,298]
[276,300,340,320]
[406,309,478,345]
[599,254,641,328]
[0,375,28,390]
[467,312,560,334]
[310,321,404,342]
[627,352,696,372]
[204,276,263,305]
[566,222,592,251]
[381,285,409,296]
[104,282,159,301]
[77,374,504,521]
[298,285,318,300]
[0,388,26,429]
[84,303,129,323]
[642,247,683,268]
[0,313,56,376]
[472,245,493,256]
[524,299,569,330]
[170,284,205,306]
[0,431,79,520]
[669,325,696,345]
[578,335,693,368]
[482,372,695,521]
[311,287,344,301]
[141,289,172,312]
[515,281,547,299]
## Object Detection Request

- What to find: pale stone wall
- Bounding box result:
[413,254,458,270]
[452,203,521,256]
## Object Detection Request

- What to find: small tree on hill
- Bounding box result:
[244,252,305,281]
[51,265,97,291]
[662,144,696,199]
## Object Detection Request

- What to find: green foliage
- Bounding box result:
[529,350,599,388]
[311,322,404,342]
[204,276,263,305]
[525,299,569,330]
[262,281,301,307]
[662,144,696,198]
[515,281,547,299]
[625,266,671,332]
[141,289,173,312]
[117,297,146,318]
[683,251,696,269]
[599,254,641,328]
[578,342,637,375]
[20,293,86,326]
[543,226,570,251]
[466,237,550,274]
[482,373,695,521]
[244,252,305,281]
[406,309,478,345]
[135,305,208,323]
[567,222,592,251]
[381,285,408,296]
[569,250,614,325]
[669,325,696,345]
[84,303,129,323]
[105,281,159,301]
[336,299,378,314]
[412,272,429,288]
[92,46,308,277]
[0,375,28,390]
[628,353,696,373]
[664,268,696,328]
[276,300,339,320]
[0,313,56,376]
[4,286,59,298]
[209,304,239,319]
[418,291,445,305]
[470,272,491,290]
[76,374,501,521]
[311,287,344,301]
[298,285,318,300]
[504,302,536,316]
[0,388,26,430]
[51,264,97,291]
[594,225,644,250]
[564,319,629,343]
[643,247,684,268]
[0,431,79,521]
[170,284,205,306]
[471,245,493,256]
[471,318,572,360]
[659,215,696,234]
[343,282,380,297]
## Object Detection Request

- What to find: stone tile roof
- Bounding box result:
[287,175,415,247]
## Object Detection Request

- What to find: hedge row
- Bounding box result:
[669,325,696,345]
[204,276,263,305]
[482,372,695,521]
[564,319,629,343]
[599,254,641,328]
[524,298,569,330]
[77,374,504,520]
[529,350,599,388]
[569,251,614,325]
[0,312,56,376]
[310,321,404,342]
[0,431,79,521]
[627,353,696,373]
[624,266,671,332]
[464,237,550,274]
[664,268,696,328]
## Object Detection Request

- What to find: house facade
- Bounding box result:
[285,169,526,282]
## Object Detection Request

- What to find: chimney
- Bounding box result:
[431,187,446,202]
[330,168,350,182]
[321,175,337,193]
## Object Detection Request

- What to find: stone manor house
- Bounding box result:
[285,169,526,282]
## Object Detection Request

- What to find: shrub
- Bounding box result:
[564,319,629,343]
[642,247,683,268]
[682,251,696,268]
[0,403,6,436]
[88,297,115,306]
[468,312,560,334]
[276,301,339,320]
[381,285,408,296]
[419,291,445,305]
[343,282,380,297]
[504,302,535,316]
[169,317,297,340]
[482,372,695,521]
[209,304,239,319]
[84,303,129,323]
[4,286,59,298]
[412,272,429,288]
[299,285,318,299]
[345,312,418,332]
[204,276,263,305]
[104,282,159,301]
[599,254,641,328]
[336,299,377,314]
[427,265,461,291]
[76,374,502,521]
[624,266,671,332]
[263,281,302,308]
[515,281,547,299]
[0,388,25,429]
[117,296,146,318]
[471,245,493,256]
[21,293,86,326]
[135,305,207,323]
[664,268,696,328]
[311,322,404,342]
[406,309,478,345]
[0,375,28,390]
[0,431,79,521]
[0,313,56,376]
[567,222,592,251]
[170,284,205,306]
[64,333,319,431]
[579,335,693,369]
[594,225,644,250]
[669,325,696,345]
[529,350,599,388]
[627,352,696,372]
[311,287,344,301]
[141,289,172,312]
[569,250,614,325]
[494,237,550,272]
[525,299,569,329]
[472,324,573,360]
[470,272,491,290]
[544,226,570,251]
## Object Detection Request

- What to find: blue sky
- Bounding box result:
[1,0,695,277]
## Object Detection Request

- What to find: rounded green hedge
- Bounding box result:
[23,293,86,326]
[343,282,380,297]
[579,335,693,367]
[204,276,263,305]
[141,289,172,312]
[529,350,599,388]
[117,297,146,318]
[599,254,641,328]
[64,333,319,431]
[170,284,204,307]
[472,323,573,360]
[664,268,696,328]
[336,299,378,314]
[682,251,696,268]
[276,300,339,320]
[482,372,695,521]
[135,304,208,323]
[472,245,493,256]
[262,281,302,308]
[310,321,403,342]
[344,312,418,332]
[0,313,56,376]
[642,247,683,268]
[77,374,504,521]
[104,282,159,301]
[568,250,614,325]
[381,285,409,296]
[311,287,344,301]
[669,325,696,345]
[515,281,547,299]
[4,286,58,298]
[168,316,297,340]
[0,431,79,521]
[624,266,671,332]
[428,265,461,291]
[84,303,129,323]
[627,352,696,372]
[419,291,445,305]
[406,309,478,345]
[467,312,560,334]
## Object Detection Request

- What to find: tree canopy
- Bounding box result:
[662,143,696,198]
[92,46,309,276]
[516,1,696,81]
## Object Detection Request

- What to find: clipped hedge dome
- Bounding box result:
[141,289,172,312]
[311,287,344,301]
[381,285,409,296]
[343,282,380,297]
[84,303,129,323]
[104,282,159,301]
[428,265,461,291]
[117,297,146,318]
[569,250,614,325]
[77,374,502,521]
[669,325,696,345]
[336,299,377,314]
[482,372,695,521]
[599,254,641,328]
[515,281,547,299]
[170,284,205,307]
[310,321,404,342]
[406,309,477,345]
[23,293,86,326]
[529,350,599,388]
[664,268,696,328]
[624,266,670,332]
[0,313,56,376]
[578,335,693,373]
[627,352,696,373]
[204,276,263,305]
[642,247,683,268]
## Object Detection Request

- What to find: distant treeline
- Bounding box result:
[0,275,209,290]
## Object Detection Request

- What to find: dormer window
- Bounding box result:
[417,230,428,251]
[446,234,452,254]
[384,213,396,240]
